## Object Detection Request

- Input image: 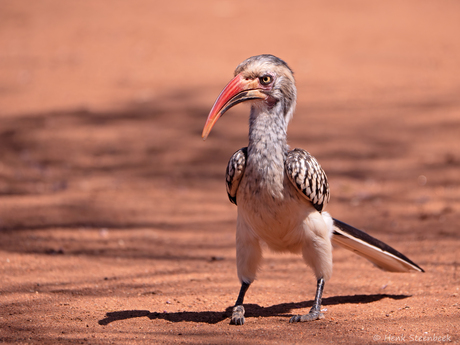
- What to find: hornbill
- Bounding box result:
[201,54,423,325]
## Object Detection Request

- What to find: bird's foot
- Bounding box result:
[289,310,324,323]
[230,305,245,325]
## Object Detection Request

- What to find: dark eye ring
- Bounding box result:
[259,75,273,85]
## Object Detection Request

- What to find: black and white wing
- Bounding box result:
[285,148,330,212]
[226,147,248,205]
[285,150,423,272]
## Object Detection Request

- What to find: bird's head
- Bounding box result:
[202,54,297,140]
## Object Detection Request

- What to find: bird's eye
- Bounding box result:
[259,75,273,85]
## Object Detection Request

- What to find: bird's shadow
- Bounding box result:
[98,293,410,325]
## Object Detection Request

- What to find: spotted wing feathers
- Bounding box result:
[226,147,248,205]
[285,148,330,212]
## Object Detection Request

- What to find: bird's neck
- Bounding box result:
[248,105,288,153]
[246,105,289,197]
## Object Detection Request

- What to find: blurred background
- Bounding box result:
[1,1,459,342]
[1,0,459,230]
[2,1,459,115]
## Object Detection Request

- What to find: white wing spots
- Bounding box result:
[285,148,330,212]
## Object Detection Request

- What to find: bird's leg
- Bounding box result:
[289,278,325,323]
[231,281,250,325]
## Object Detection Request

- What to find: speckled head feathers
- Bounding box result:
[234,54,294,79]
[234,54,297,123]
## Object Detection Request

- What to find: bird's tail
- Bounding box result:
[331,218,424,273]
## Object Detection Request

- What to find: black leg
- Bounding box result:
[289,278,325,323]
[231,281,250,325]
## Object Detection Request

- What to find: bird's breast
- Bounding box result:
[237,171,315,253]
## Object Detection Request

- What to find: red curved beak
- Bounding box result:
[202,74,267,140]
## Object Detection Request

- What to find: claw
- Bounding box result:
[231,305,245,325]
[289,311,324,323]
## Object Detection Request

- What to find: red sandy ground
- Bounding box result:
[0,1,459,344]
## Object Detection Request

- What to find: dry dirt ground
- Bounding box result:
[1,1,459,344]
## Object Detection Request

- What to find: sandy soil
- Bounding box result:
[1,1,459,344]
